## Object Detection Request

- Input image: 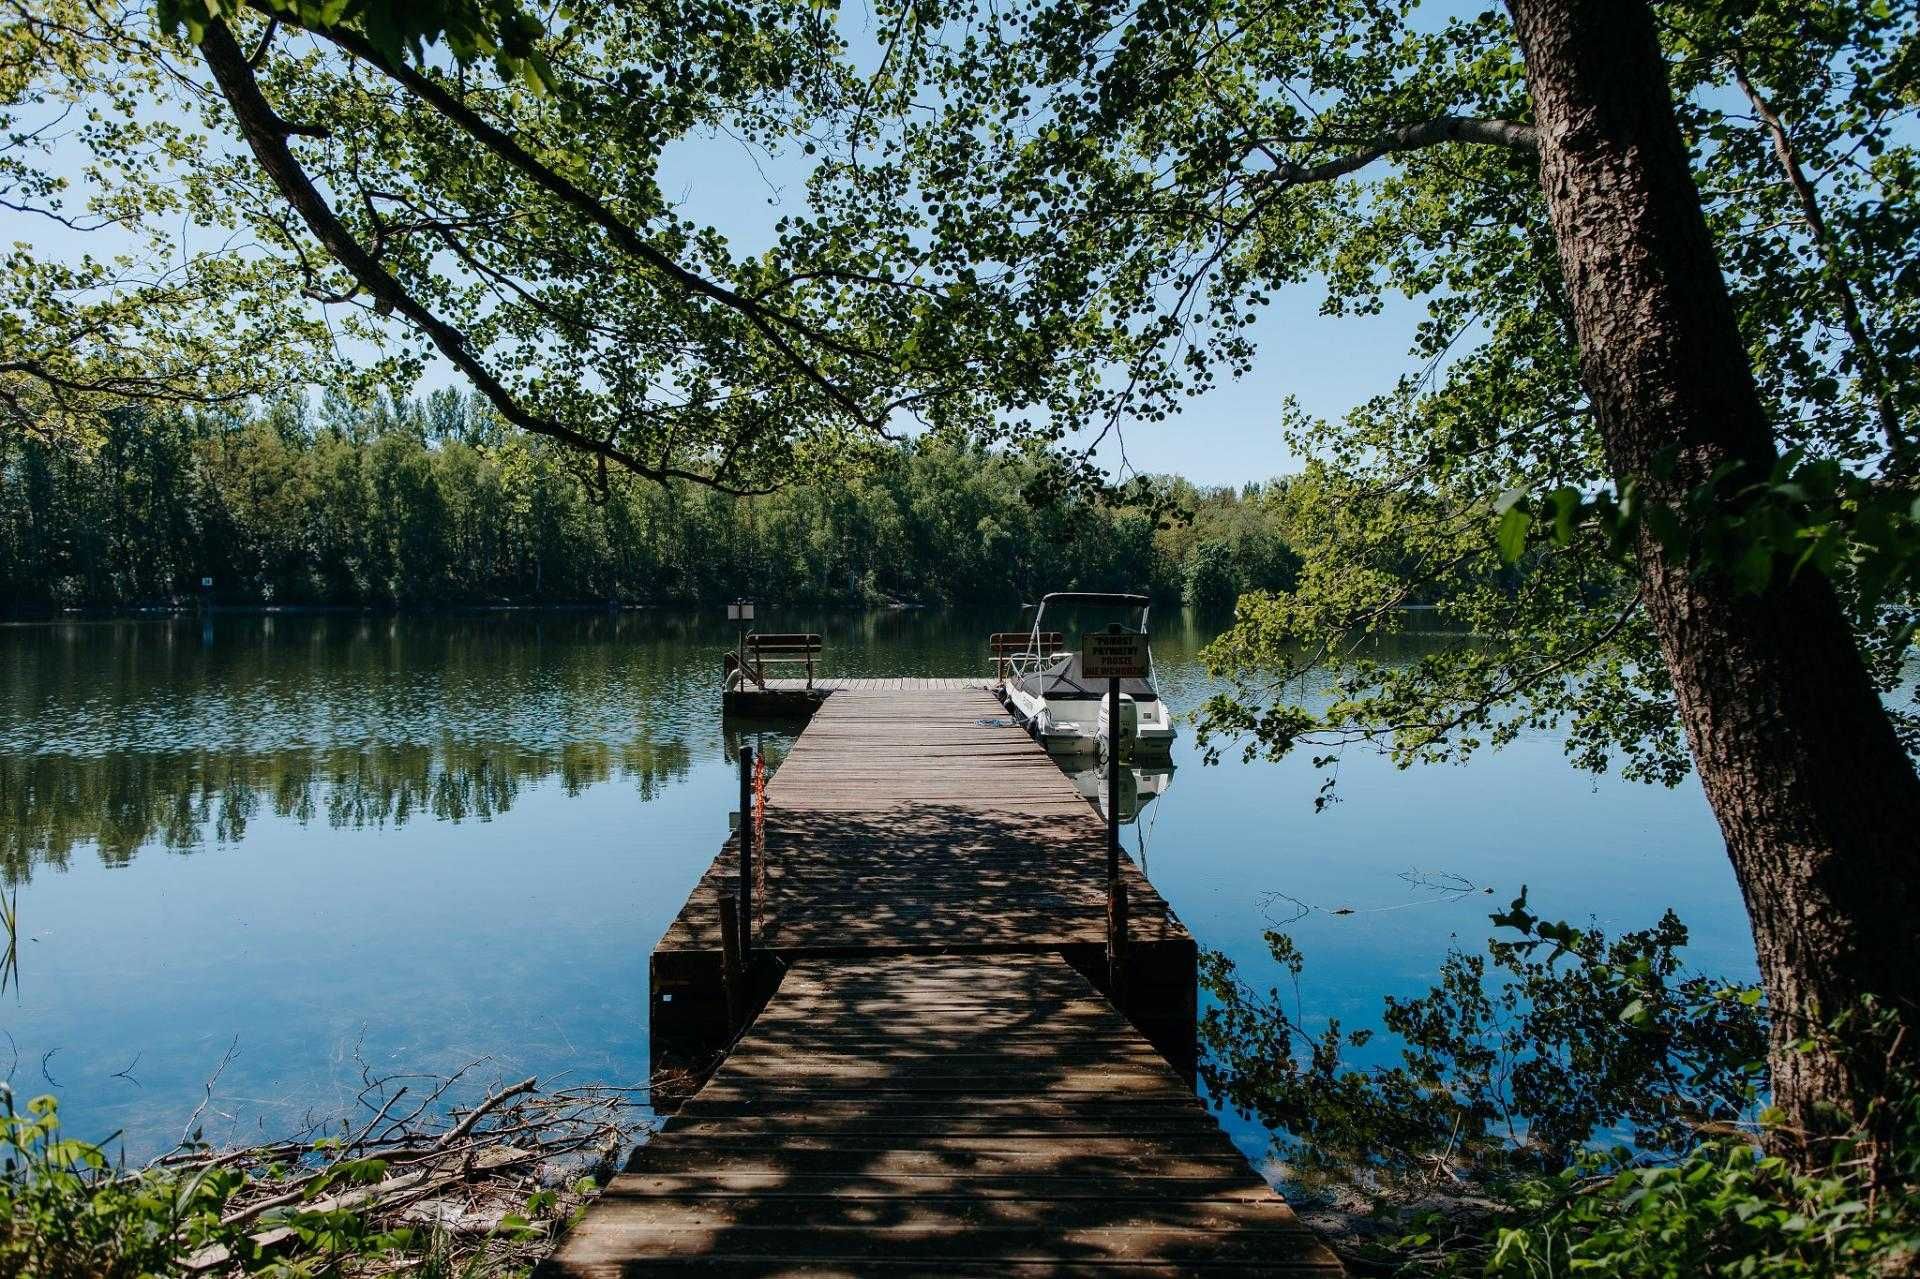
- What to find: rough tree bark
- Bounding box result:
[1506,0,1920,1170]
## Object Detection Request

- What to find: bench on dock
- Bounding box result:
[740,632,823,690]
[988,631,1064,683]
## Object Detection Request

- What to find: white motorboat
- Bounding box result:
[1000,592,1176,760]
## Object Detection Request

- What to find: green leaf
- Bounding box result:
[1497,506,1532,563]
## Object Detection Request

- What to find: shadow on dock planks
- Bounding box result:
[543,684,1343,1275]
[541,954,1344,1276]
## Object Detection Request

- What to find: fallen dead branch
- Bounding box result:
[148,1074,648,1276]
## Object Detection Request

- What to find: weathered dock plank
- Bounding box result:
[543,955,1343,1278]
[723,676,989,714]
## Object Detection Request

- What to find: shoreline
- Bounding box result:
[1,598,935,621]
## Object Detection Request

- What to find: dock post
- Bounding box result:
[1106,673,1125,1001]
[717,892,746,1027]
[1105,676,1121,884]
[738,745,754,957]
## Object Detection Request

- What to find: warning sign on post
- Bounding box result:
[1081,630,1150,679]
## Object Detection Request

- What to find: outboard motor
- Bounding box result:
[1098,692,1140,764]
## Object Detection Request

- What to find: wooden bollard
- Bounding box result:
[737,745,754,956]
[1108,874,1130,1003]
[718,891,746,1028]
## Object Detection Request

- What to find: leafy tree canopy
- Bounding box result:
[792,0,1919,786]
[2,0,1080,492]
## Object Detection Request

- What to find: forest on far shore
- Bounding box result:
[1,389,1305,613]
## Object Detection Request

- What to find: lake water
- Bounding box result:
[0,610,1752,1167]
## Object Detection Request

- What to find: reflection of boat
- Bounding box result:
[1001,592,1176,760]
[1068,763,1174,824]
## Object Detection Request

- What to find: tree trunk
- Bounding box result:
[1507,0,1920,1171]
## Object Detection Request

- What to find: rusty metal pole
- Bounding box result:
[738,744,754,959]
[1106,673,1125,998]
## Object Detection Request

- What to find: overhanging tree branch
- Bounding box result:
[195,18,774,497]
[300,20,886,428]
[1728,55,1908,466]
[1262,117,1539,186]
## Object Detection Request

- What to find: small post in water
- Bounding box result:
[737,744,754,958]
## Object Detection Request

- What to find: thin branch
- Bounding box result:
[1259,116,1539,186]
[195,20,775,497]
[246,16,278,67]
[433,1076,537,1151]
[306,22,884,424]
[1729,54,1907,465]
[179,1035,240,1146]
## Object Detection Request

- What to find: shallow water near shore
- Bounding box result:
[0,610,1750,1171]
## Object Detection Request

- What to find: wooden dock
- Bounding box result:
[544,954,1343,1275]
[721,676,989,714]
[544,684,1342,1276]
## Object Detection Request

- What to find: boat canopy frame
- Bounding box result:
[1009,590,1160,703]
[1030,591,1152,613]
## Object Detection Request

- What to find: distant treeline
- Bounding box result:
[1,390,1303,610]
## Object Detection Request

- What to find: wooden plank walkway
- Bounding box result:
[554,683,1342,1276]
[659,686,1182,957]
[542,954,1344,1277]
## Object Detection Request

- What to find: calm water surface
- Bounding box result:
[0,611,1750,1167]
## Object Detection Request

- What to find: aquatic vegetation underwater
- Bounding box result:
[1201,894,1920,1275]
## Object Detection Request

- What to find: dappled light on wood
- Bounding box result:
[546,955,1343,1276]
[592,685,1342,1272]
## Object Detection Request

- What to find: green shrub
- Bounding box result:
[1202,894,1918,1276]
[1,1090,237,1278]
[1419,1132,1920,1277]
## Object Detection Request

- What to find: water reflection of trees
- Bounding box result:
[0,737,692,885]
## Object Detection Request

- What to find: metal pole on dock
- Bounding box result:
[738,744,754,958]
[1106,676,1121,882]
[1106,674,1127,998]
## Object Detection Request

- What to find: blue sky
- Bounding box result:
[644,3,1470,490]
[656,137,1431,489]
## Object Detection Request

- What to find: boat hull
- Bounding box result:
[1002,686,1176,760]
